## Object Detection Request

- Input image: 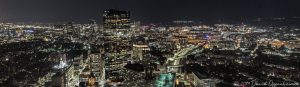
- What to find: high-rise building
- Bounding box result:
[102,9,131,86]
[103,9,130,33]
[132,44,150,61]
[88,19,98,33]
[66,22,75,34]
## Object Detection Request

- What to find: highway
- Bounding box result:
[166,42,206,73]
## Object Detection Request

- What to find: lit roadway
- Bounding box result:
[166,42,206,73]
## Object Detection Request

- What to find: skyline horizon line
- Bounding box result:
[1,16,300,24]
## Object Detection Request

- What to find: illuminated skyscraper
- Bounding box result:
[103,9,130,33]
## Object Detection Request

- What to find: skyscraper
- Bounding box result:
[103,9,130,33]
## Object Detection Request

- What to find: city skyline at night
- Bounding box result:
[0,0,300,87]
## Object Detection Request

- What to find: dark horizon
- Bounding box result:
[0,0,300,24]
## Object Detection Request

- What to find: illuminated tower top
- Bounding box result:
[103,9,130,29]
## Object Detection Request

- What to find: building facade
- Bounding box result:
[103,9,130,32]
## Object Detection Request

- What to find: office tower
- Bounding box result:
[88,19,98,33]
[103,9,130,34]
[66,22,75,34]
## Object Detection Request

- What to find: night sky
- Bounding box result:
[0,0,299,23]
